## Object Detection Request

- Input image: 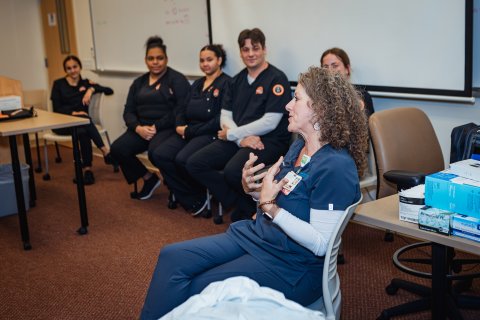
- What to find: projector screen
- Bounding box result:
[210,0,473,98]
[89,0,474,97]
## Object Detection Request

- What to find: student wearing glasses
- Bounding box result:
[321,47,374,117]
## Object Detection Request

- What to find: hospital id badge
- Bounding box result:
[282,171,302,195]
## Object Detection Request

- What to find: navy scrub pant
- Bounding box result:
[150,134,216,211]
[186,139,288,219]
[139,232,322,320]
[110,128,174,184]
[53,116,104,168]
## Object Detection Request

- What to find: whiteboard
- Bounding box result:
[90,0,209,75]
[211,0,472,97]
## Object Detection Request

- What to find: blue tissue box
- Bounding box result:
[418,206,453,235]
[425,171,480,219]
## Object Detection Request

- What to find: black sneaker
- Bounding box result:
[137,174,161,200]
[104,153,113,165]
[84,170,95,185]
[191,197,209,216]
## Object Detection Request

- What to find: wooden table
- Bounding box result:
[0,110,90,250]
[353,195,480,320]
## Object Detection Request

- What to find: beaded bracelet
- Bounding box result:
[258,199,276,211]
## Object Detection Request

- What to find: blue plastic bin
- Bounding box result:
[0,163,30,217]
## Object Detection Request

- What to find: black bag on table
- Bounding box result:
[450,122,480,163]
[0,106,36,122]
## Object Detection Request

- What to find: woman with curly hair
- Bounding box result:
[139,66,368,319]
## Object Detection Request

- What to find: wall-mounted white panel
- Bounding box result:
[90,0,209,75]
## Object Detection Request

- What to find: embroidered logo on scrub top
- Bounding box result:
[272,84,284,96]
[213,88,220,97]
[255,86,264,95]
[155,83,161,91]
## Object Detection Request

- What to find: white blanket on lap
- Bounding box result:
[160,276,325,320]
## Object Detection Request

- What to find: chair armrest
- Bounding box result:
[383,170,426,191]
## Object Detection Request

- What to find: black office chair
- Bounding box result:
[370,107,480,320]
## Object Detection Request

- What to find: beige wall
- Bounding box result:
[0,0,48,90]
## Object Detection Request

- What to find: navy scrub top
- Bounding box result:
[227,138,361,286]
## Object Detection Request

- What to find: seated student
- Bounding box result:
[153,44,231,214]
[50,55,114,185]
[187,28,291,222]
[110,36,190,200]
[320,47,374,117]
[139,67,369,319]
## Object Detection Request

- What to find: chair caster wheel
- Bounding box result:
[201,209,212,219]
[385,283,398,295]
[35,167,42,173]
[23,242,32,250]
[130,191,138,199]
[213,215,223,224]
[168,192,177,209]
[77,226,88,235]
[43,174,51,181]
[384,231,394,242]
[113,166,119,173]
[55,157,62,163]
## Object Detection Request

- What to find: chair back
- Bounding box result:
[22,89,48,111]
[359,140,377,189]
[308,195,362,320]
[369,108,444,199]
[88,93,105,127]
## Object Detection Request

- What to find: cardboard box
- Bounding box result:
[425,171,480,219]
[449,159,480,182]
[418,206,453,235]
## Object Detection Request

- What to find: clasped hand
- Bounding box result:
[240,135,264,150]
[136,125,156,141]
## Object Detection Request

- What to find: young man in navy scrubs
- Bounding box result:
[187,28,291,222]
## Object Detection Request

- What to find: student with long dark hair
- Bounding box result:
[153,44,231,214]
[50,55,114,185]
